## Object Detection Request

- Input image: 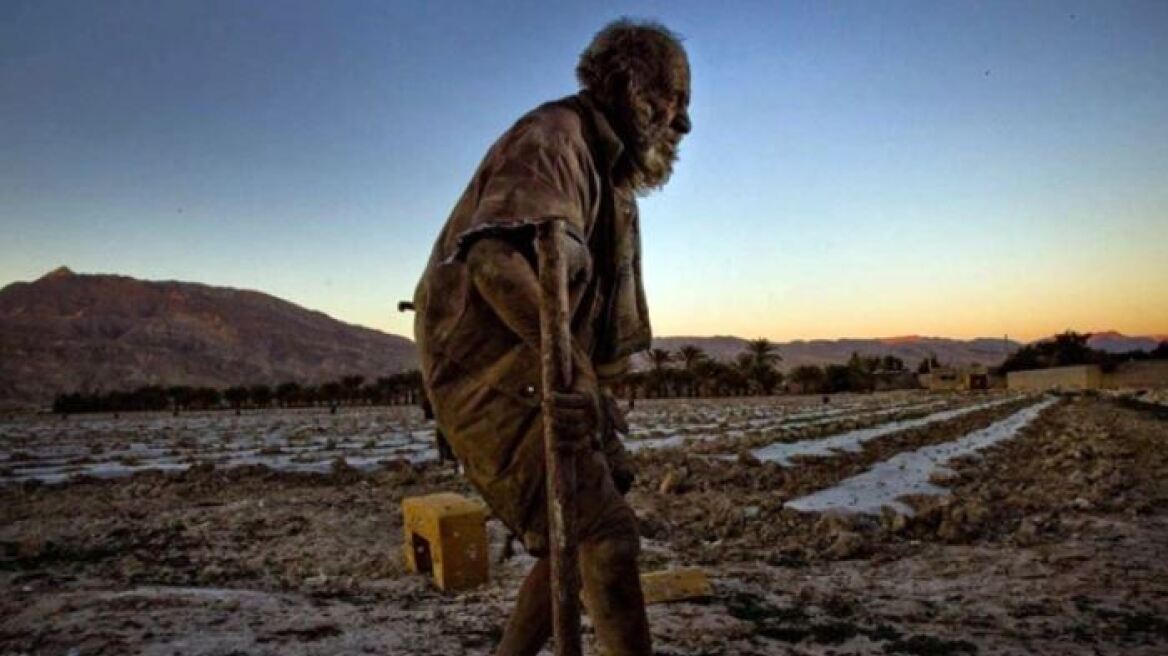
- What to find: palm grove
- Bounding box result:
[51,372,423,415]
[49,331,1168,414]
[50,339,918,414]
[611,340,913,400]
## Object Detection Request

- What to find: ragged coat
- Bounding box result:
[412,92,649,545]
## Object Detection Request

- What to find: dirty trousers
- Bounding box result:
[428,358,651,654]
[494,450,652,656]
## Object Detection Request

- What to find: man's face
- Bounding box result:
[628,52,691,194]
[658,57,692,143]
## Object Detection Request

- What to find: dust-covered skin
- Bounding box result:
[2,393,1166,654]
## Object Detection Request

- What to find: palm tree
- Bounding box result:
[734,352,754,373]
[166,385,194,414]
[224,386,249,414]
[746,338,781,367]
[734,352,756,394]
[739,339,783,396]
[340,375,365,404]
[676,345,706,371]
[648,348,673,373]
[645,348,675,397]
[321,381,343,412]
[193,387,221,410]
[691,358,719,397]
[249,384,273,409]
[675,345,706,397]
[789,365,826,394]
[275,381,301,408]
[723,357,753,396]
[753,366,783,395]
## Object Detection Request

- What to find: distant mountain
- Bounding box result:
[4,267,1161,407]
[644,331,1167,371]
[1085,331,1166,353]
[0,267,417,406]
[642,335,1021,371]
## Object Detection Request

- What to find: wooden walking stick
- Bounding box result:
[535,219,583,656]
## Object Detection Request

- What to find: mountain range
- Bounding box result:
[639,332,1166,372]
[640,335,1019,370]
[1,267,1163,407]
[0,267,417,407]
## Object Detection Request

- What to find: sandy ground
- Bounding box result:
[2,392,1166,655]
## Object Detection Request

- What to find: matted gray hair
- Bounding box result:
[576,18,685,111]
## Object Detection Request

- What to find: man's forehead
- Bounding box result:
[655,43,687,86]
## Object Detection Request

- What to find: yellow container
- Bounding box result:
[640,567,712,605]
[402,492,489,591]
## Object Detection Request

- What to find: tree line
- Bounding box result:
[62,334,1156,414]
[996,331,1168,375]
[51,371,424,415]
[786,352,917,394]
[608,339,920,399]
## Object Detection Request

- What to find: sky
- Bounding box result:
[2,0,1166,342]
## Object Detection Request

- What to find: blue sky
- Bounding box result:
[2,0,1166,341]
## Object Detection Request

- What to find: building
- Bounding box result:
[1003,360,1168,394]
[1104,360,1168,389]
[922,365,993,392]
[1007,365,1102,392]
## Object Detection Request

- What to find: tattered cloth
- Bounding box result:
[411,92,650,550]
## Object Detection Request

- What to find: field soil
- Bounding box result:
[2,393,1166,655]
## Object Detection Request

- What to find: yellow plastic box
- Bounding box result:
[402,492,489,591]
[640,567,712,605]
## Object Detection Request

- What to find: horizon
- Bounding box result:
[3,1,1166,343]
[5,264,1165,345]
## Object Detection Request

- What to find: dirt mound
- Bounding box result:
[628,397,1035,564]
[899,396,1168,545]
[2,460,471,595]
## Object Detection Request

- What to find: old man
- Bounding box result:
[412,19,691,656]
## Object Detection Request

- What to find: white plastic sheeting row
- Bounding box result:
[785,396,1058,516]
[0,409,437,484]
[751,396,1020,466]
[624,399,950,453]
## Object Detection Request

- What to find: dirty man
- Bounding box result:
[413,19,691,656]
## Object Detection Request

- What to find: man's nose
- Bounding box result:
[671,109,691,135]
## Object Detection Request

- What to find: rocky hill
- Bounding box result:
[4,267,1162,407]
[0,267,418,406]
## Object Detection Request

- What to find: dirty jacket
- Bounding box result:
[412,92,650,538]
